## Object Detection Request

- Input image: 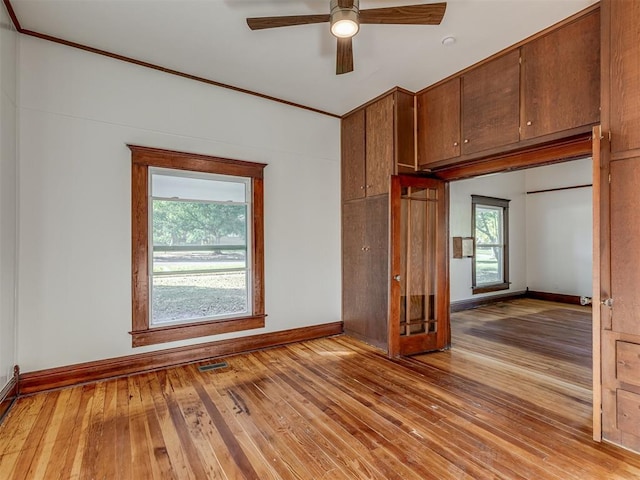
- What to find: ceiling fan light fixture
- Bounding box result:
[331,18,359,38]
[330,0,360,39]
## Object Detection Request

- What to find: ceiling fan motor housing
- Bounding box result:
[330,0,360,38]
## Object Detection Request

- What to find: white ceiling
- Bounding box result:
[11,0,598,116]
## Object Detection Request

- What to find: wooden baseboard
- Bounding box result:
[450,291,527,312]
[525,290,586,306]
[19,322,343,395]
[0,376,18,423]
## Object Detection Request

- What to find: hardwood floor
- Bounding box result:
[1,299,640,479]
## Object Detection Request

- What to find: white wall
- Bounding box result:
[449,170,527,302]
[449,159,592,304]
[0,4,18,389]
[525,159,592,296]
[18,36,341,372]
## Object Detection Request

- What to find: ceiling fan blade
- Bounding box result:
[247,14,330,30]
[359,2,447,25]
[336,37,354,75]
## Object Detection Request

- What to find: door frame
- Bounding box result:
[431,130,601,440]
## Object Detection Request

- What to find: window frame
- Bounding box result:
[471,195,510,294]
[130,145,266,347]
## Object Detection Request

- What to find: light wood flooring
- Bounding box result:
[1,299,640,479]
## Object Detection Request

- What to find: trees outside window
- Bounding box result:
[130,146,266,347]
[472,195,510,294]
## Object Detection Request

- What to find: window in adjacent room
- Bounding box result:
[471,195,510,294]
[130,145,266,347]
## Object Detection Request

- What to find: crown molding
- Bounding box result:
[1,0,340,118]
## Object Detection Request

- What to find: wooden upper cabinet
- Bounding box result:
[341,109,366,202]
[610,0,640,153]
[462,50,521,155]
[417,78,461,168]
[521,10,600,140]
[342,90,415,200]
[366,94,395,197]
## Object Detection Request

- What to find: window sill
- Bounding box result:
[472,283,510,295]
[131,314,266,347]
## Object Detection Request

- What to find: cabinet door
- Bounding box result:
[521,11,600,140]
[342,201,367,337]
[341,110,366,202]
[342,197,389,351]
[610,0,640,153]
[417,78,461,167]
[366,94,394,196]
[364,195,390,349]
[462,50,520,155]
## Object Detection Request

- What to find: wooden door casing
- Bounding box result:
[462,50,521,155]
[599,0,640,454]
[341,110,366,202]
[521,10,601,140]
[417,78,461,168]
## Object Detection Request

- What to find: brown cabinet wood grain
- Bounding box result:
[610,0,640,153]
[417,78,461,168]
[341,89,415,199]
[600,0,640,454]
[462,50,521,155]
[341,109,366,202]
[366,95,395,197]
[342,197,389,350]
[521,10,600,140]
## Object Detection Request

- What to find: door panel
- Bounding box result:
[342,201,367,337]
[341,110,366,202]
[389,175,449,356]
[366,95,394,197]
[366,195,390,348]
[610,159,640,336]
[462,50,520,155]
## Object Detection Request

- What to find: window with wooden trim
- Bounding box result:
[472,195,510,294]
[130,145,266,347]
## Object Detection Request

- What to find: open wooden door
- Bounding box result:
[388,175,450,357]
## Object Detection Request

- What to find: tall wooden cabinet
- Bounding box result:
[341,89,415,351]
[599,0,640,454]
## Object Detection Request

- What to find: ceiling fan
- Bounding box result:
[247,1,447,75]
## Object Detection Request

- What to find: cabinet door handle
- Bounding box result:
[453,141,459,147]
[360,185,365,190]
[463,139,469,144]
[526,121,532,126]
[393,275,401,282]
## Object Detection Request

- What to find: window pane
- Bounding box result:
[153,250,246,274]
[152,170,246,203]
[475,206,503,245]
[153,200,247,248]
[152,271,248,324]
[475,246,503,285]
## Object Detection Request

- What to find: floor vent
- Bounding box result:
[198,362,229,372]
